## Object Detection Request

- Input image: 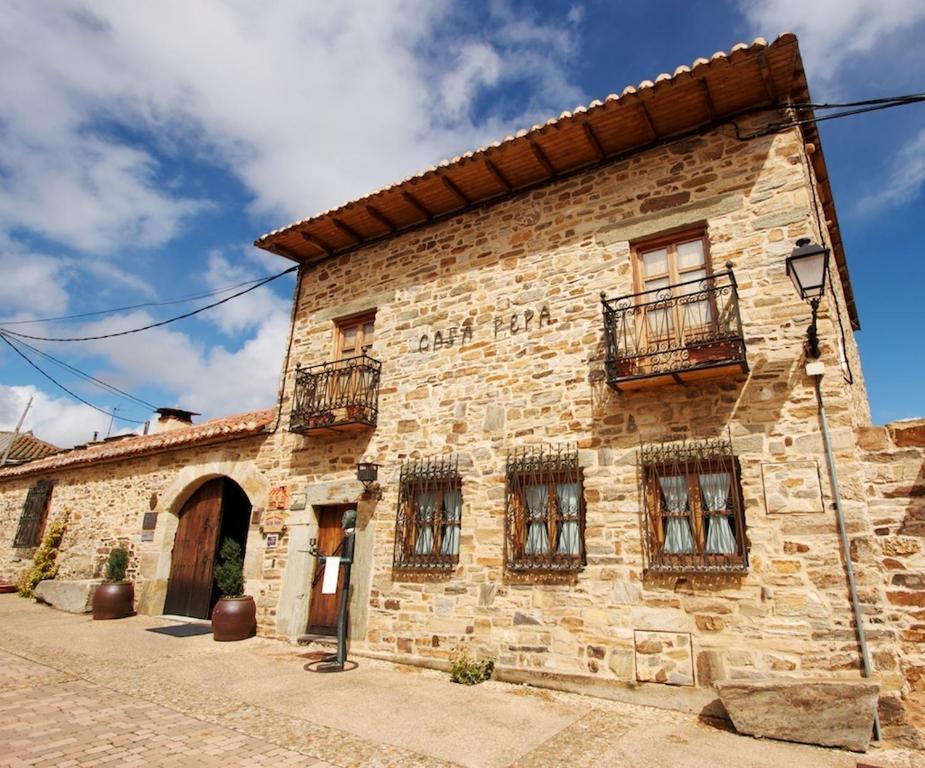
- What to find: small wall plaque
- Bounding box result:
[261,510,286,534]
[265,533,279,549]
[268,485,289,510]
[250,507,263,526]
[140,531,154,543]
[142,512,158,531]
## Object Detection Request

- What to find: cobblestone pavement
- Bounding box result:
[0,596,921,768]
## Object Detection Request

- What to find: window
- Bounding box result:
[393,455,462,570]
[632,231,715,343]
[13,479,54,548]
[335,312,375,359]
[505,445,584,572]
[640,437,747,574]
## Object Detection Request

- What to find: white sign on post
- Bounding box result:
[322,556,341,594]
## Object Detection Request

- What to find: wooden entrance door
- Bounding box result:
[307,505,351,635]
[164,478,225,619]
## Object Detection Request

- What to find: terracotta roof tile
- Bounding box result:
[0,408,275,480]
[0,431,60,465]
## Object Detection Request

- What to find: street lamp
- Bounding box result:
[356,459,382,499]
[786,238,830,358]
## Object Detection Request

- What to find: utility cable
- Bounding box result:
[0,271,287,326]
[0,332,157,410]
[0,265,297,343]
[0,334,148,424]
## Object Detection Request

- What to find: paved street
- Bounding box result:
[0,595,919,768]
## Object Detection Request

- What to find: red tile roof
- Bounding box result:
[0,409,275,480]
[0,431,60,465]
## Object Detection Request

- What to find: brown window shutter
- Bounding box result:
[13,479,54,548]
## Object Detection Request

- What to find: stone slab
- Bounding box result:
[33,579,99,613]
[715,678,879,752]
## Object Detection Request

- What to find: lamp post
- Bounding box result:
[357,459,382,499]
[785,238,830,358]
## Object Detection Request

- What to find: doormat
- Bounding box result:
[147,623,213,637]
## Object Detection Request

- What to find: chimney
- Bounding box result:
[153,407,199,433]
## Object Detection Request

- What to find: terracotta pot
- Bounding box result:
[212,596,256,641]
[92,582,135,620]
[0,582,17,594]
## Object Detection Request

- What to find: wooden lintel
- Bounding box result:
[402,191,432,220]
[299,229,333,256]
[756,50,779,103]
[529,141,556,175]
[365,205,396,232]
[637,102,658,142]
[582,123,606,160]
[440,174,471,205]
[483,158,512,192]
[698,78,718,121]
[332,217,363,243]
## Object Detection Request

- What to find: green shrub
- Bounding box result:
[213,538,245,598]
[17,514,68,598]
[104,547,129,583]
[449,649,495,685]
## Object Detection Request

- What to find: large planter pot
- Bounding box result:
[92,582,135,620]
[212,596,256,641]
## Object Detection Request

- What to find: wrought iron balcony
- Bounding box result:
[290,353,381,435]
[601,269,747,391]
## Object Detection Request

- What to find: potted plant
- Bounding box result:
[92,546,135,620]
[211,538,256,641]
[686,338,740,365]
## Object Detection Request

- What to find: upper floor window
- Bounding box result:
[640,436,748,574]
[393,455,461,571]
[13,479,54,548]
[505,445,584,573]
[335,312,375,359]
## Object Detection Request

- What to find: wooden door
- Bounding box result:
[307,506,350,635]
[164,478,224,619]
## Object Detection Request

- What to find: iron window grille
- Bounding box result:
[505,445,585,573]
[290,352,381,433]
[393,455,462,571]
[640,436,748,574]
[13,479,54,548]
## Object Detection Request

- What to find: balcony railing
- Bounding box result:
[602,269,747,390]
[290,353,381,435]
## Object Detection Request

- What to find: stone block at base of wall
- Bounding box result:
[34,579,99,613]
[715,678,879,752]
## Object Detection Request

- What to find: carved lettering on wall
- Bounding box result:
[416,304,553,353]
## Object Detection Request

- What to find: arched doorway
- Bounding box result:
[163,477,252,619]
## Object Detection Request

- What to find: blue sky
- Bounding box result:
[0,0,923,447]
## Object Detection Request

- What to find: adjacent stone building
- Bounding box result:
[1,34,923,743]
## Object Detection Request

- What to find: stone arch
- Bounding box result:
[136,458,269,616]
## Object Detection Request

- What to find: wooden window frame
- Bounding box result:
[505,446,585,573]
[393,455,462,571]
[333,310,376,361]
[13,479,54,548]
[640,439,748,574]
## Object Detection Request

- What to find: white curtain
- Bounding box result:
[524,484,549,555]
[413,491,437,555]
[701,472,736,554]
[556,482,580,555]
[659,475,694,554]
[440,489,462,556]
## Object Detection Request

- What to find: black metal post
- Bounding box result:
[807,297,821,358]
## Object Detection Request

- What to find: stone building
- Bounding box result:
[1,34,923,742]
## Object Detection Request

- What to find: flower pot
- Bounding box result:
[686,340,739,365]
[0,582,17,594]
[212,595,256,641]
[92,582,135,620]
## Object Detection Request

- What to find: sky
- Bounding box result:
[0,0,923,448]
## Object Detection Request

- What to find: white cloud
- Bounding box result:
[737,0,925,86]
[0,384,119,448]
[858,128,925,213]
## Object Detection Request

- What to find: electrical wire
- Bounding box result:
[0,332,157,410]
[0,265,298,343]
[0,272,288,326]
[0,334,148,424]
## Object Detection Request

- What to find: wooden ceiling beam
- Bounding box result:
[300,229,333,256]
[402,191,432,220]
[332,217,364,243]
[637,101,659,142]
[365,205,396,233]
[756,50,779,103]
[483,158,513,193]
[267,243,303,262]
[582,123,606,161]
[697,78,718,121]
[529,140,556,175]
[440,174,471,205]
